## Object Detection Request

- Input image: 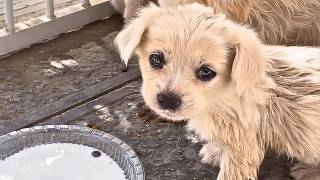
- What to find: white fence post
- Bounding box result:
[4,0,15,33]
[46,0,56,19]
[80,0,91,8]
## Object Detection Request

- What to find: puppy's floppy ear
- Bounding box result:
[225,25,266,94]
[114,3,161,66]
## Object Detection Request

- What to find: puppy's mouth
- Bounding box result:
[153,109,185,121]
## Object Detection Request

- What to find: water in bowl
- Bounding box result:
[0,143,126,180]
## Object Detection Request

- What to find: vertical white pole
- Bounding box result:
[4,0,15,33]
[46,0,56,19]
[80,0,91,8]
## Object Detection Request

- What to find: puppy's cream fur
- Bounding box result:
[115,4,320,180]
[112,0,320,46]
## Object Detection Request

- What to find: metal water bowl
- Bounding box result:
[0,125,144,180]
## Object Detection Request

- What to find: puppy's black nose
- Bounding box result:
[157,91,182,111]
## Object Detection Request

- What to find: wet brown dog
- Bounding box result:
[115,4,320,180]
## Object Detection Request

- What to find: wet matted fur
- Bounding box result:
[114,4,320,180]
[111,0,320,46]
[200,0,320,45]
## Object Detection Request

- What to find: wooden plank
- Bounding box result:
[0,0,117,56]
[0,66,141,135]
[40,86,140,125]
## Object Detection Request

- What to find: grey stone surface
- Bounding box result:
[0,15,125,122]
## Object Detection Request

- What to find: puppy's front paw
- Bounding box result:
[199,142,224,167]
[290,163,320,180]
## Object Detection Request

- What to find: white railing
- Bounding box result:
[0,0,117,57]
[46,0,56,19]
[80,0,91,7]
[4,0,15,33]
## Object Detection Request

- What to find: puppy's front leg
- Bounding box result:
[217,147,264,180]
[199,142,224,167]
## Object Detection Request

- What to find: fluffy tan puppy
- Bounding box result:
[114,4,320,180]
[111,0,320,46]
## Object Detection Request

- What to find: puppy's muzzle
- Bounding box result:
[157,91,182,111]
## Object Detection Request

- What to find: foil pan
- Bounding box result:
[0,125,144,180]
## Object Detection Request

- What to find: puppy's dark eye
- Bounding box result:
[149,51,165,69]
[196,65,216,81]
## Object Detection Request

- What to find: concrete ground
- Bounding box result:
[0,14,296,179]
[0,15,125,121]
